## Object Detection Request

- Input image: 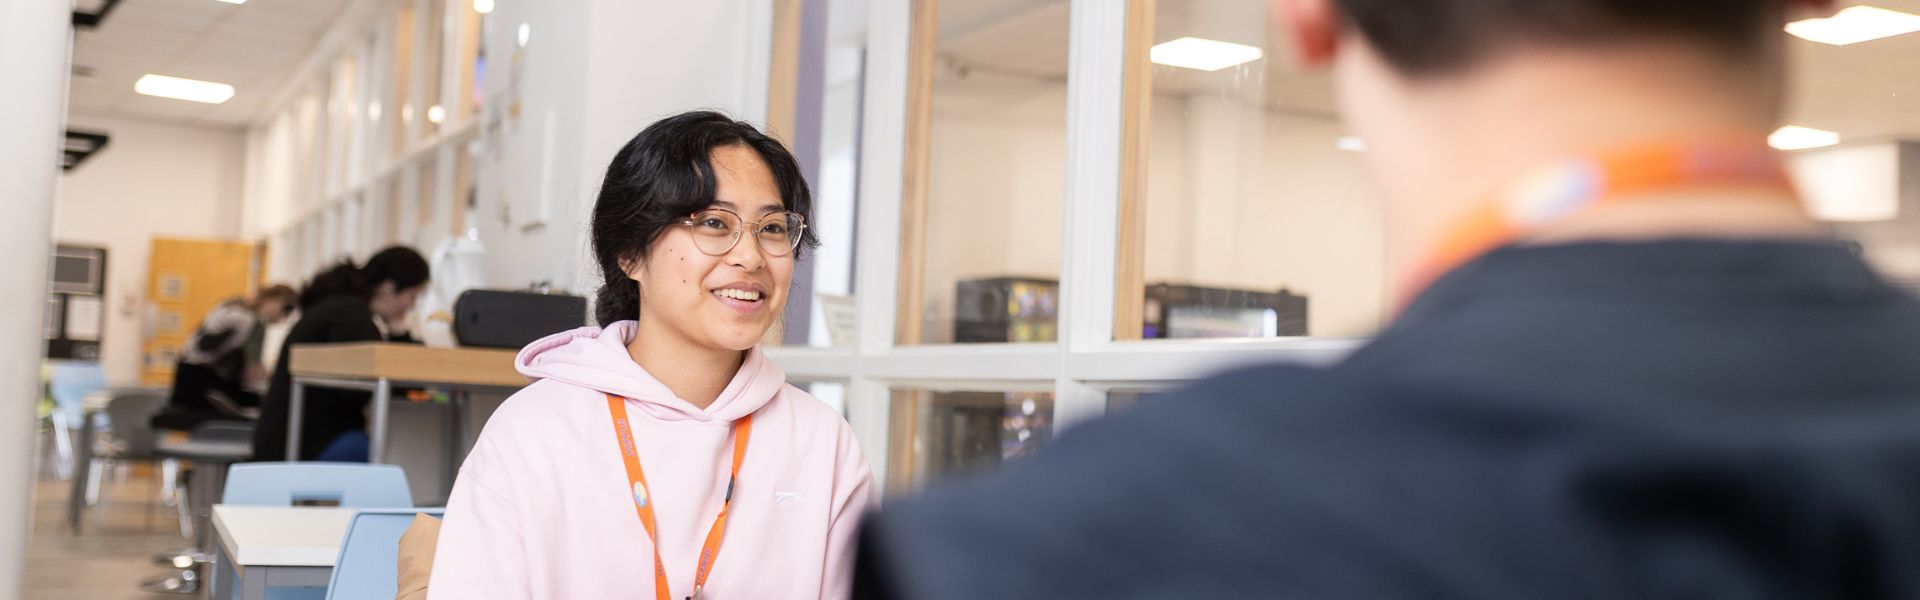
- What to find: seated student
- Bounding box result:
[429,111,876,599]
[250,246,430,462]
[854,0,1920,598]
[152,284,297,432]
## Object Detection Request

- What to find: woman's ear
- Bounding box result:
[620,255,646,284]
[378,280,398,297]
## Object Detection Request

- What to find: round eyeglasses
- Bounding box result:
[679,208,807,257]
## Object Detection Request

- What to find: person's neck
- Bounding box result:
[625,315,747,410]
[1382,48,1823,287]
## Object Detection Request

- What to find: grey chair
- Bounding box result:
[88,390,170,530]
[142,421,255,595]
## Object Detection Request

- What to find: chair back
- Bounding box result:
[221,463,413,508]
[322,509,443,600]
[102,390,167,458]
[47,362,107,423]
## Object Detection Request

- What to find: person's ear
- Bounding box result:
[1271,0,1340,69]
[620,256,646,285]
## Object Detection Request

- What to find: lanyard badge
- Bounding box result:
[1402,136,1801,307]
[607,394,753,600]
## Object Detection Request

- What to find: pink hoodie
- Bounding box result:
[428,322,876,599]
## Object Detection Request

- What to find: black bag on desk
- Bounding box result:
[452,290,589,349]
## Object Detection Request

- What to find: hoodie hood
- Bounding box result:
[514,320,786,423]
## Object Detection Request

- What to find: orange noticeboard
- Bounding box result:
[142,238,257,387]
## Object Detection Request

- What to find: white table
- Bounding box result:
[208,505,356,600]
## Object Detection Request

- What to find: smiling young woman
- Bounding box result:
[430,111,876,600]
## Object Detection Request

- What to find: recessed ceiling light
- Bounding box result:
[1336,136,1368,152]
[134,74,234,104]
[368,101,382,121]
[473,0,494,14]
[1769,125,1841,151]
[215,0,246,4]
[1149,37,1263,72]
[518,23,531,47]
[1786,6,1920,46]
[427,105,446,124]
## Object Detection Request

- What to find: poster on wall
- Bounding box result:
[64,297,103,342]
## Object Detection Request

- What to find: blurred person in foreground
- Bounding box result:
[855,0,1920,597]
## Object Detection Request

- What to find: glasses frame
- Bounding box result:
[677,207,808,257]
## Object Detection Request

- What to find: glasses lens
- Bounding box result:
[756,213,803,257]
[688,210,741,255]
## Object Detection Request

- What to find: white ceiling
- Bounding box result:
[68,0,352,129]
[938,0,1920,140]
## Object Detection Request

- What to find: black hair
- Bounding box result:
[298,246,431,310]
[1334,0,1786,76]
[590,110,819,326]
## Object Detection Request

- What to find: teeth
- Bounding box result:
[716,289,761,301]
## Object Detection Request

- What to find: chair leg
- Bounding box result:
[88,458,111,532]
[84,457,104,505]
[174,471,192,540]
[50,412,73,481]
[159,459,179,507]
[143,463,157,533]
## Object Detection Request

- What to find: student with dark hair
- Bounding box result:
[251,246,431,462]
[151,284,298,432]
[856,0,1920,598]
[430,111,874,599]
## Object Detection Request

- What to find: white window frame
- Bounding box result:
[767,0,1365,494]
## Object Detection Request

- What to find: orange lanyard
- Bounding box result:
[1401,137,1801,308]
[606,394,752,600]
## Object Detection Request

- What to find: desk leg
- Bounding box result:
[443,391,458,495]
[209,538,233,600]
[66,408,96,534]
[240,564,267,600]
[286,381,305,461]
[370,377,391,464]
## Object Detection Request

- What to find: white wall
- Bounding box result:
[56,114,247,385]
[244,0,775,306]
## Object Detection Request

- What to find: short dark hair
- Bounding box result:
[1334,0,1787,76]
[299,246,431,310]
[590,110,819,326]
[253,284,298,307]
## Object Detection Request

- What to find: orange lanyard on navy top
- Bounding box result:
[1400,136,1802,310]
[606,394,752,600]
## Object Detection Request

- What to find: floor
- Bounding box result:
[23,462,203,600]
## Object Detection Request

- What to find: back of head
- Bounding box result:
[299,247,429,310]
[1334,0,1787,76]
[589,110,818,326]
[255,284,298,307]
[363,246,431,293]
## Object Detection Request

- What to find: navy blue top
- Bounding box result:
[856,240,1920,599]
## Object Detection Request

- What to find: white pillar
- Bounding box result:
[0,1,71,598]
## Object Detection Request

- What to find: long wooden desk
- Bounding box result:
[286,343,523,487]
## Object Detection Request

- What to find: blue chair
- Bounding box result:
[46,361,107,480]
[209,463,414,599]
[323,508,444,600]
[221,463,413,508]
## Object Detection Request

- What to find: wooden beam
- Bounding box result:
[896,0,938,346]
[767,0,803,143]
[886,389,922,492]
[1113,0,1154,341]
